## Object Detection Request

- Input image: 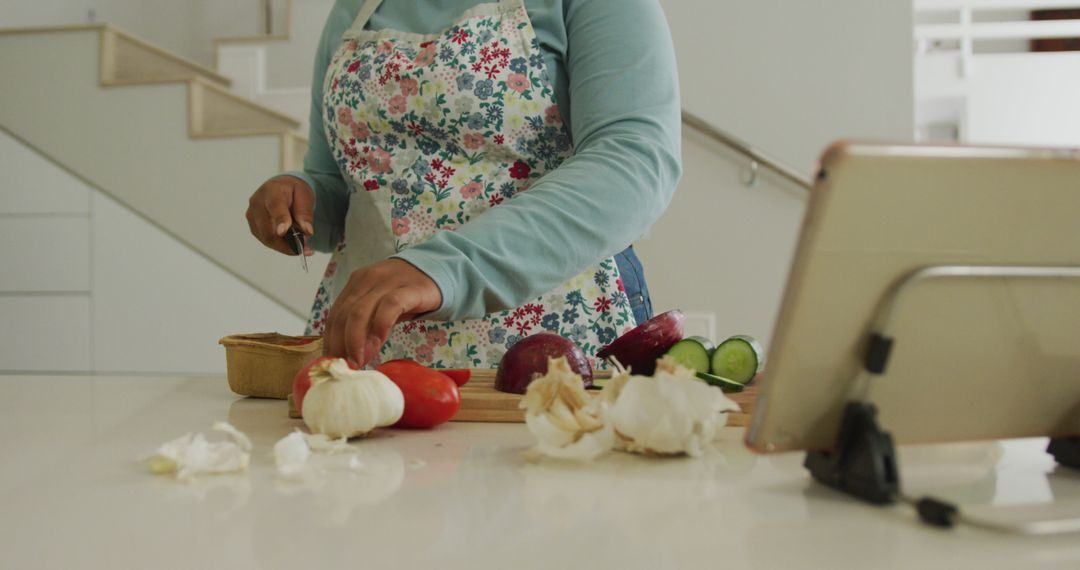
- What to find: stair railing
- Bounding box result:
[681,110,812,191]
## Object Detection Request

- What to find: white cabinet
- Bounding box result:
[0,217,90,292]
[0,131,90,214]
[0,296,92,372]
[91,191,304,374]
[0,130,305,375]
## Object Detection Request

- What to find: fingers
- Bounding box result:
[323,292,355,359]
[342,306,376,365]
[368,290,419,351]
[264,185,294,239]
[323,269,381,360]
[326,293,383,365]
[290,182,316,239]
[246,177,315,256]
[287,181,316,256]
[322,260,443,367]
[342,290,422,365]
[325,291,419,366]
[246,197,294,256]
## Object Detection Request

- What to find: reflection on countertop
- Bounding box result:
[2,375,1080,569]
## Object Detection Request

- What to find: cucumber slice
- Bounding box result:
[665,337,714,373]
[711,335,763,385]
[695,371,745,393]
[686,334,712,351]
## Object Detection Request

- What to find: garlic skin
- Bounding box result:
[274,431,312,479]
[607,357,740,457]
[302,432,353,454]
[144,421,252,482]
[520,357,613,460]
[273,431,356,479]
[301,359,404,439]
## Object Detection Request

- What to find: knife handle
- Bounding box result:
[285,223,305,255]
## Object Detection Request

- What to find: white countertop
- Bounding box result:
[3,374,1080,570]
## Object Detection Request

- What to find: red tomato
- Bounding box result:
[292,356,358,415]
[440,369,471,387]
[376,360,461,428]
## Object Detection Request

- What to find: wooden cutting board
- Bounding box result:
[288,369,758,427]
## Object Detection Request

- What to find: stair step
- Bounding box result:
[1,24,321,316]
[280,131,308,171]
[99,26,231,87]
[188,77,301,138]
[215,33,291,45]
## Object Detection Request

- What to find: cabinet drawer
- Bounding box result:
[0,131,90,214]
[0,296,91,372]
[0,218,90,292]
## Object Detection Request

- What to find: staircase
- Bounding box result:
[0,23,324,316]
[1,1,822,365]
[214,0,335,131]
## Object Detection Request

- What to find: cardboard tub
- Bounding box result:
[219,333,323,399]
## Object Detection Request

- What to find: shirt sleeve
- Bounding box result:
[394,0,682,321]
[278,1,355,253]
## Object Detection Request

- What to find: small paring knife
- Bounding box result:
[285,223,308,273]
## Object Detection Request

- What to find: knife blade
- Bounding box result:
[285,223,308,273]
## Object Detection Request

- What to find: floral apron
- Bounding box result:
[306,0,637,368]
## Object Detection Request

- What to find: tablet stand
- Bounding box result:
[1048,436,1080,469]
[805,265,1080,507]
[804,401,898,505]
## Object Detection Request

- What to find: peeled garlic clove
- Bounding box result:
[144,433,191,475]
[520,357,613,461]
[143,422,252,482]
[610,357,740,457]
[526,412,614,461]
[302,359,404,439]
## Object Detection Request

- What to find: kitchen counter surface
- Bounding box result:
[3,374,1080,569]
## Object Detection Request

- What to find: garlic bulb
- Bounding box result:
[606,357,740,457]
[520,357,613,460]
[302,359,404,439]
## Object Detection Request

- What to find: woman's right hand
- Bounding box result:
[246,176,315,256]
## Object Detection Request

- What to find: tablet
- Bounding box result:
[746,142,1080,453]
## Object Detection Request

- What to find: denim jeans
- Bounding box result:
[613,245,653,326]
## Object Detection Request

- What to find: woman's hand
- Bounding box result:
[246,176,315,256]
[324,259,443,366]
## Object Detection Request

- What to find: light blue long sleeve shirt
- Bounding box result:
[285,0,681,321]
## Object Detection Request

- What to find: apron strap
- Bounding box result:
[350,0,387,33]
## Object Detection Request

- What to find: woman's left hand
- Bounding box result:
[323,259,442,366]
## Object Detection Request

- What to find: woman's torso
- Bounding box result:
[308,0,655,366]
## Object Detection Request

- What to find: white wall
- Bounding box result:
[216,0,335,130]
[634,132,807,345]
[661,0,915,172]
[263,0,334,88]
[914,4,1080,147]
[0,130,305,374]
[638,0,915,346]
[1,0,917,358]
[966,52,1080,147]
[0,0,260,67]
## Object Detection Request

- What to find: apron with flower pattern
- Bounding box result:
[306,0,637,368]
